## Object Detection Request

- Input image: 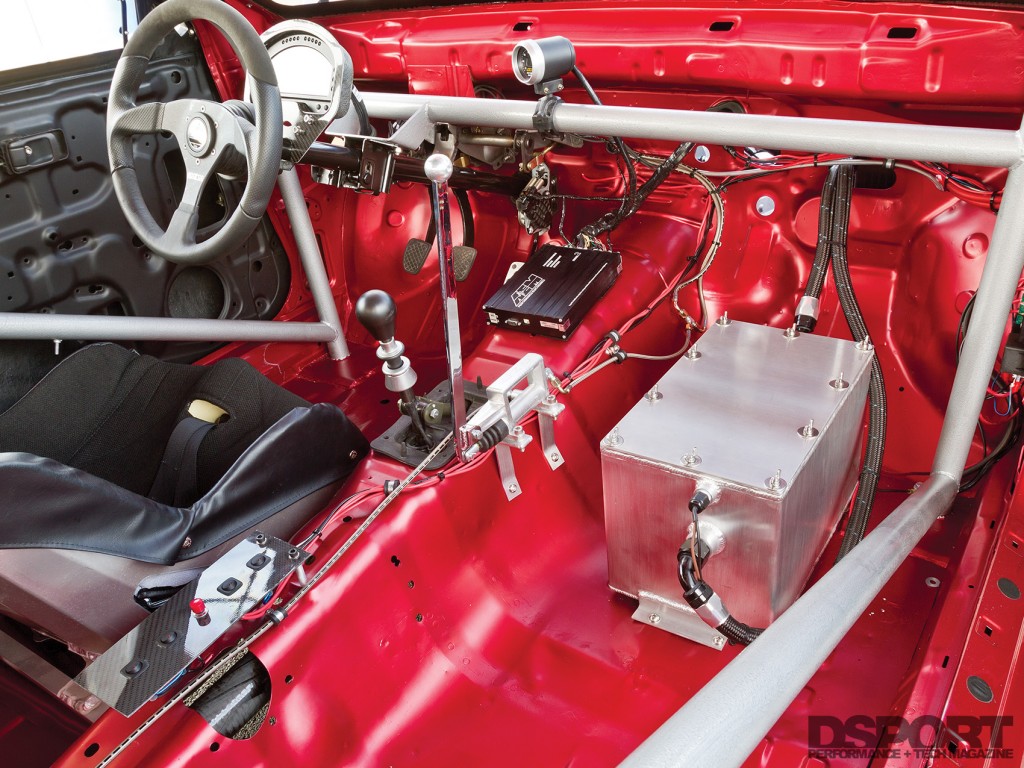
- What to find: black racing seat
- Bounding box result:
[0,343,368,652]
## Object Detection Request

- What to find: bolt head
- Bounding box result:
[508,483,519,493]
[649,613,662,624]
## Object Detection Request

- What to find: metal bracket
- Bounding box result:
[536,393,565,469]
[532,94,562,137]
[495,443,522,500]
[530,94,584,148]
[389,104,436,150]
[310,136,398,195]
[461,352,566,498]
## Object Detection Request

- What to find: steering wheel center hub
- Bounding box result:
[185,114,214,157]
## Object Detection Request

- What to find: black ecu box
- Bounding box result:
[482,244,621,340]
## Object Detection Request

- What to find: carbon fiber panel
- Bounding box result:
[74,533,305,715]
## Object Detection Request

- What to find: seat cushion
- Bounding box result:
[0,344,369,563]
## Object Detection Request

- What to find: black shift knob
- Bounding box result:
[356,289,397,343]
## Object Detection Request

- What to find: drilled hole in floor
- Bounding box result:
[284,674,293,684]
[984,625,994,636]
[391,555,401,566]
[210,742,219,752]
[84,744,100,758]
[709,20,734,31]
[942,655,950,668]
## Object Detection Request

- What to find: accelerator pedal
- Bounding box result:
[453,246,477,282]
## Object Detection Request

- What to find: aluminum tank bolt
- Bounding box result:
[784,324,800,339]
[799,419,820,439]
[605,427,624,446]
[716,311,732,327]
[681,447,702,467]
[646,384,663,402]
[765,469,787,491]
[685,346,702,360]
[829,372,849,390]
[856,335,874,352]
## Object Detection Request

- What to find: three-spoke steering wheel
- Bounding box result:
[106,0,282,265]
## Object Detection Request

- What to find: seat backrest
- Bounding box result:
[0,343,312,504]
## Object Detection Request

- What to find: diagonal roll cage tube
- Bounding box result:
[358,92,1024,766]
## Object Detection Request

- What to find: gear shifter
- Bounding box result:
[356,289,431,446]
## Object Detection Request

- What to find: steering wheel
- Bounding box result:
[106,0,282,265]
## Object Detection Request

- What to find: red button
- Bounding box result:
[189,598,207,616]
